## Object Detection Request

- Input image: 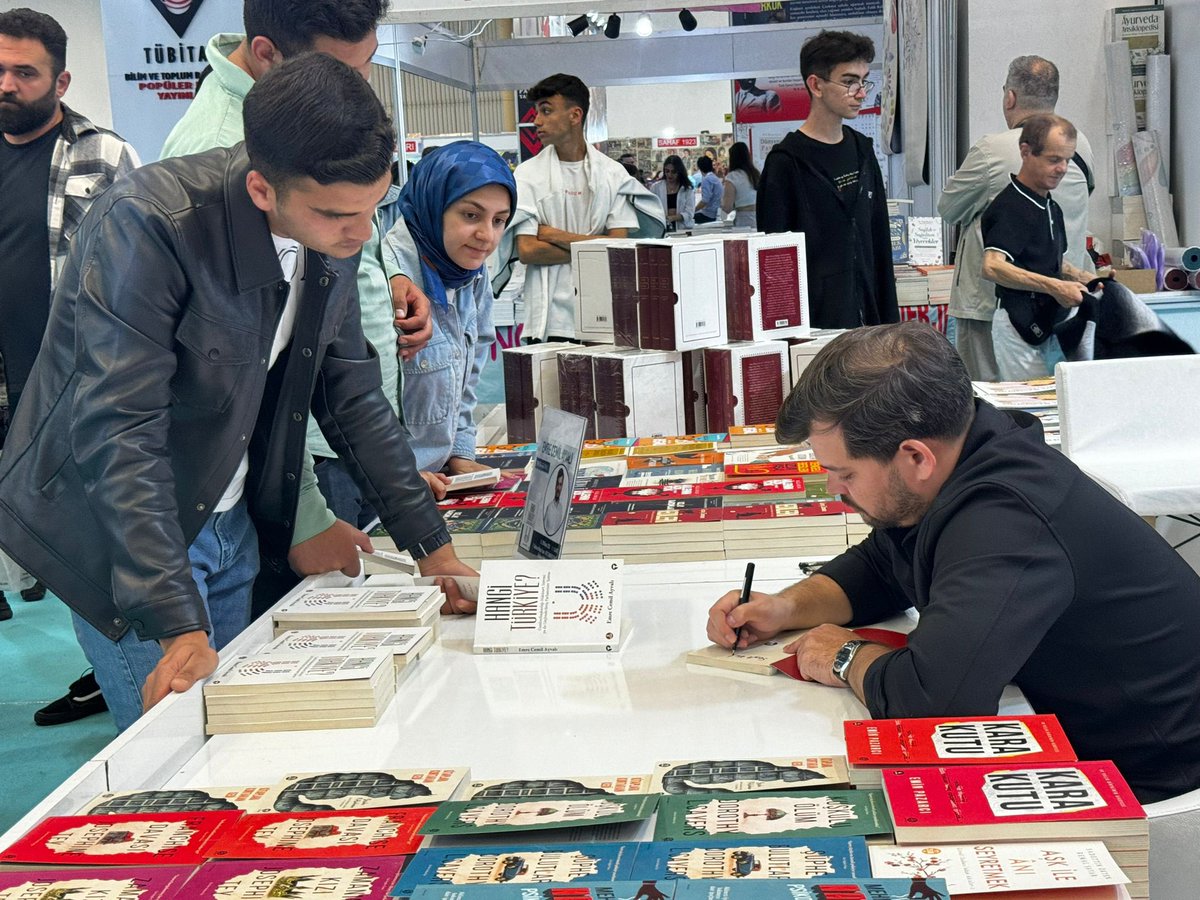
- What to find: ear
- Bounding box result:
[1019,142,1032,162]
[245,169,276,215]
[1003,87,1017,112]
[55,69,71,100]
[895,438,938,482]
[247,35,282,72]
[805,73,823,98]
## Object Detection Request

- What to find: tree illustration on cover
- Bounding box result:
[272,772,433,812]
[878,850,948,900]
[471,779,616,800]
[661,760,829,794]
[88,789,239,814]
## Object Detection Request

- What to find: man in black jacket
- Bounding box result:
[0,53,475,732]
[757,30,898,329]
[707,323,1200,803]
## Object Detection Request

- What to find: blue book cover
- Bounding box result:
[410,882,681,900]
[674,878,950,899]
[391,843,641,897]
[629,839,870,882]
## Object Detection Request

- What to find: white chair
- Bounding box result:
[1146,787,1200,899]
[1057,356,1200,519]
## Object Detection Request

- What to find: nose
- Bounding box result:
[0,71,19,93]
[348,213,374,244]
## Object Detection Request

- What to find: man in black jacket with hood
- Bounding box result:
[757,31,898,330]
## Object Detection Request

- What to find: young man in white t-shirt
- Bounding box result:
[513,73,639,342]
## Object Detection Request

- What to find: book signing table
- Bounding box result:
[2,557,1032,850]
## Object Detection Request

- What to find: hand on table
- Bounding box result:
[783,623,860,687]
[706,589,793,650]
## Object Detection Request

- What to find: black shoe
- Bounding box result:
[34,670,108,726]
[20,580,46,601]
[0,597,11,621]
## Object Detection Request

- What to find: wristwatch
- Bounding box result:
[831,639,868,683]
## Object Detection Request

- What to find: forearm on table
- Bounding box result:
[775,573,855,629]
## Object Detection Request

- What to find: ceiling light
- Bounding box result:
[568,14,590,36]
[635,13,653,36]
[679,9,697,31]
[604,13,621,38]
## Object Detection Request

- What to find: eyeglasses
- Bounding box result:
[817,76,874,96]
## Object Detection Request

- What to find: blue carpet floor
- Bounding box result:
[0,590,114,835]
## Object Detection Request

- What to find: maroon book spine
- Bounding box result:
[680,350,706,434]
[724,240,754,341]
[556,351,596,440]
[741,351,785,426]
[610,246,640,348]
[503,351,536,444]
[703,347,735,433]
[593,357,630,439]
[637,245,674,351]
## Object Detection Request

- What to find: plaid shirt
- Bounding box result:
[47,104,140,286]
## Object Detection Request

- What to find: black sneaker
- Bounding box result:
[20,580,46,601]
[34,670,108,726]
[0,597,11,621]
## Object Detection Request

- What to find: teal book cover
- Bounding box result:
[422,796,659,836]
[653,791,891,841]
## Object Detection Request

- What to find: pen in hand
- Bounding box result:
[731,561,756,655]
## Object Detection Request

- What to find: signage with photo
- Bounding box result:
[518,408,588,560]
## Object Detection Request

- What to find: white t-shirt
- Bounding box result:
[214,234,303,512]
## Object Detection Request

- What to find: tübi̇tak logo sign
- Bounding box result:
[148,0,206,38]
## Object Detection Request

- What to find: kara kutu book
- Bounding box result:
[844,714,1077,767]
[474,559,626,654]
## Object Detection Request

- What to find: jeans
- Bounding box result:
[72,498,259,732]
[313,455,379,531]
[992,308,1068,380]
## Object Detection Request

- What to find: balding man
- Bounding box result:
[939,56,1093,381]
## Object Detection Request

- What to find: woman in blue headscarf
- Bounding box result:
[384,141,516,497]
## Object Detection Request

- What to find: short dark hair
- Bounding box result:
[1020,113,1076,156]
[776,322,973,461]
[696,155,713,174]
[1005,55,1059,111]
[0,8,67,75]
[800,30,875,88]
[527,73,590,124]
[243,52,395,191]
[244,0,386,57]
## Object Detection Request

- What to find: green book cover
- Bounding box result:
[420,795,660,836]
[652,791,891,841]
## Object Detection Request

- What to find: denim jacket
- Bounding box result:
[384,218,495,472]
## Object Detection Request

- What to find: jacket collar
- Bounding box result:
[223,144,287,294]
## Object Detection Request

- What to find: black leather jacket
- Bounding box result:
[0,145,449,642]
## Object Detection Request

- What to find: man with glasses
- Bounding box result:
[757,30,897,330]
[980,114,1092,379]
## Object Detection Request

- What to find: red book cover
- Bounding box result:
[740,350,786,426]
[724,239,754,341]
[0,866,196,898]
[601,507,724,528]
[437,491,508,510]
[0,811,241,867]
[703,347,736,433]
[206,808,434,860]
[756,244,805,330]
[721,500,853,521]
[186,855,407,899]
[844,714,1078,767]
[772,628,908,680]
[610,244,641,348]
[693,478,807,498]
[882,762,1145,834]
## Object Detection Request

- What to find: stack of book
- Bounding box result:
[726,424,778,449]
[786,329,845,388]
[703,340,789,433]
[721,500,851,560]
[921,264,954,306]
[203,649,396,734]
[973,378,1061,446]
[893,264,929,307]
[272,584,443,636]
[601,503,725,564]
[262,625,435,676]
[502,342,578,443]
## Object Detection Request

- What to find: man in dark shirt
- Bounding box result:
[707,322,1200,803]
[980,113,1093,380]
[756,30,897,329]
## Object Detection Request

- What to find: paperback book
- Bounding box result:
[653,791,890,841]
[207,808,434,859]
[408,881,675,900]
[627,838,870,882]
[474,559,626,654]
[650,759,851,795]
[249,768,469,814]
[0,866,195,900]
[272,586,443,632]
[186,855,407,900]
[844,714,1077,767]
[676,880,951,900]
[78,786,273,815]
[0,810,241,867]
[262,627,435,674]
[389,842,640,896]
[466,775,653,801]
[420,795,659,836]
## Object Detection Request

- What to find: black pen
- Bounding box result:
[731,561,756,655]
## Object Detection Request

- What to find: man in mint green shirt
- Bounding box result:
[160,3,457,610]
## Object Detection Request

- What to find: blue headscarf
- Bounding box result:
[396,140,517,307]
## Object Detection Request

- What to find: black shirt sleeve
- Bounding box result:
[980,191,1026,262]
[757,148,796,234]
[817,530,915,624]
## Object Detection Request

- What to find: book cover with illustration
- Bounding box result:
[653,791,890,841]
[722,449,825,480]
[881,762,1147,843]
[409,881,677,900]
[186,855,407,899]
[421,796,659,836]
[78,786,273,815]
[474,559,625,654]
[868,840,1129,895]
[466,775,653,801]
[207,808,434,859]
[628,838,869,882]
[389,842,640,897]
[0,811,241,866]
[249,769,468,814]
[0,866,196,899]
[844,714,1077,767]
[673,878,952,900]
[650,759,850,795]
[262,627,435,671]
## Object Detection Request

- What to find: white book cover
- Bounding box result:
[745,232,811,341]
[205,651,390,692]
[593,348,685,439]
[571,239,621,342]
[276,586,442,617]
[869,840,1129,893]
[503,342,574,436]
[671,239,727,350]
[263,626,434,660]
[474,558,625,654]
